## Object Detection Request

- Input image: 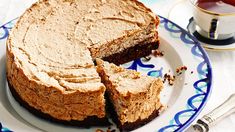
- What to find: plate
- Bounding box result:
[0,16,212,132]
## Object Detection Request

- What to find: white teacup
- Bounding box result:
[190,0,235,40]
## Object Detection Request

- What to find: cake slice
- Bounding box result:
[96,59,163,131]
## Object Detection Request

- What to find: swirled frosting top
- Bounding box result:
[7,0,156,92]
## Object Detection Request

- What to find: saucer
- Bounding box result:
[187,17,235,51]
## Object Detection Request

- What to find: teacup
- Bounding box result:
[190,0,235,40]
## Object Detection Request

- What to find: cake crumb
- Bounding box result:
[132,72,141,79]
[96,129,104,132]
[169,80,174,85]
[106,129,116,132]
[163,73,175,86]
[104,126,116,132]
[176,66,187,75]
[159,105,168,112]
[152,49,164,57]
[106,129,111,132]
[191,71,193,74]
[112,65,124,73]
[143,56,151,61]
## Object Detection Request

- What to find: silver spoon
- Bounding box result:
[186,93,235,132]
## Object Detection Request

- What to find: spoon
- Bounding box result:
[186,93,235,132]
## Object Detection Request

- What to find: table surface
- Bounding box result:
[0,0,235,131]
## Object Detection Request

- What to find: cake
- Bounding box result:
[6,0,162,130]
[96,59,163,131]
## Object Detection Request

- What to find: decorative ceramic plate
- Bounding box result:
[0,15,212,132]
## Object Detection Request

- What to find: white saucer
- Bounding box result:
[187,17,235,51]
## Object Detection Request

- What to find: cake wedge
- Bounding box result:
[96,59,164,131]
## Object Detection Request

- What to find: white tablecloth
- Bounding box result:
[1,0,235,131]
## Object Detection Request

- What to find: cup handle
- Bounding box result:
[209,19,219,39]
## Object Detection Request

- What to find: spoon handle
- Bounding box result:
[193,93,235,132]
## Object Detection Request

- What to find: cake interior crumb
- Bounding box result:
[163,73,175,86]
[96,129,104,132]
[152,49,164,57]
[176,66,187,75]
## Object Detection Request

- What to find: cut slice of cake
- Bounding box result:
[96,59,164,131]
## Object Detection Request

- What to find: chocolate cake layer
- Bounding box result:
[102,41,159,65]
[121,109,160,131]
[7,79,111,127]
[106,93,161,132]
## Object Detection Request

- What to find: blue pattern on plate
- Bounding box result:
[126,58,155,70]
[147,67,163,78]
[157,16,212,132]
[124,58,163,78]
[0,20,16,132]
[0,123,12,132]
[0,16,212,132]
[0,19,16,40]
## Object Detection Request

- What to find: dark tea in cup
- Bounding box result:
[196,0,235,14]
[191,0,235,40]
